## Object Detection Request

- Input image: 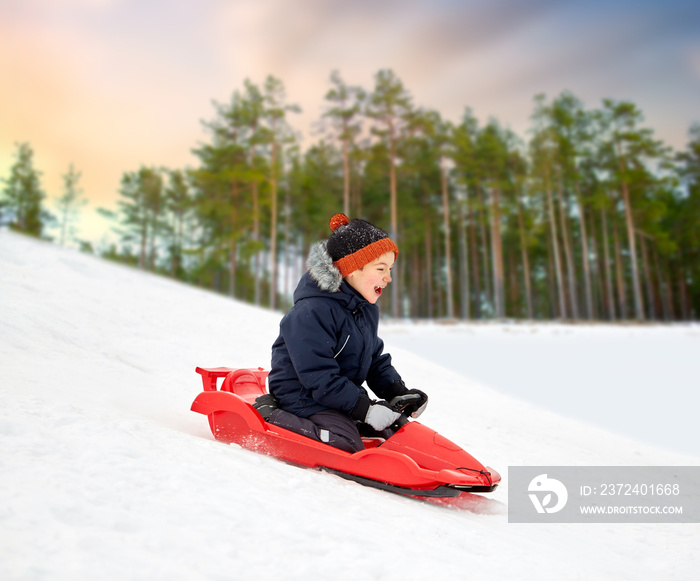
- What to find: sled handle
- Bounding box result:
[392,415,410,430]
[220,368,268,395]
[227,369,260,385]
[196,366,235,391]
[195,367,268,392]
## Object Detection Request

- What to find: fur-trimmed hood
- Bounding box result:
[289,241,368,312]
[307,241,343,292]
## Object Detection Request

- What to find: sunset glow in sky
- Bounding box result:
[2,0,699,243]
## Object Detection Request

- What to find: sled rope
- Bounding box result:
[455,467,493,486]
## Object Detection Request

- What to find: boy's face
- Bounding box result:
[345,251,395,304]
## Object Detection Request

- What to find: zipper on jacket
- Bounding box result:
[333,334,350,359]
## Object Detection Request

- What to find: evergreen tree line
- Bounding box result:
[1,142,87,248]
[3,70,699,320]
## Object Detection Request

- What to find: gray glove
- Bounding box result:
[364,401,402,431]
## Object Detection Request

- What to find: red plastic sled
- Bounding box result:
[191,367,500,497]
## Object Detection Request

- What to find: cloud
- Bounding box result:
[203,0,700,129]
[209,0,565,88]
[1,0,698,242]
[202,0,574,140]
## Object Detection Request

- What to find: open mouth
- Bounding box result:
[374,286,383,296]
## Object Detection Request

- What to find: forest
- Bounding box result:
[2,69,700,321]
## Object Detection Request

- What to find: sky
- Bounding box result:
[2,0,699,244]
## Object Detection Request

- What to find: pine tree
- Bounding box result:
[672,123,700,317]
[114,167,163,271]
[263,75,300,310]
[399,108,443,317]
[243,79,267,305]
[548,92,594,319]
[451,109,481,318]
[598,99,671,320]
[430,112,456,319]
[476,121,510,318]
[366,69,413,317]
[1,142,48,236]
[55,164,86,246]
[323,70,365,217]
[163,169,191,278]
[193,87,262,298]
[530,96,567,318]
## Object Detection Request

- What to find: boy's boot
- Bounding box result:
[253,394,279,421]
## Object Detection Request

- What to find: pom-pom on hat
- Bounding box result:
[326,213,399,277]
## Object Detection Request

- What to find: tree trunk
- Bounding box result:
[283,186,292,308]
[664,257,676,320]
[435,228,444,317]
[425,219,433,319]
[638,232,656,320]
[507,248,519,315]
[440,159,454,318]
[587,205,602,319]
[352,165,363,218]
[545,225,556,318]
[575,182,593,319]
[229,182,239,298]
[600,206,616,321]
[615,146,644,320]
[517,195,533,319]
[342,137,350,217]
[389,120,399,318]
[545,166,566,318]
[250,144,261,306]
[556,174,578,319]
[410,250,420,318]
[612,219,627,319]
[490,185,505,318]
[478,186,492,315]
[677,262,689,320]
[458,191,470,319]
[468,194,482,319]
[269,139,279,310]
[652,244,670,321]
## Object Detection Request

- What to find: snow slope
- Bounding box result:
[380,321,700,458]
[1,230,699,581]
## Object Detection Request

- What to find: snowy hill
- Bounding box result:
[1,230,699,581]
[380,320,700,458]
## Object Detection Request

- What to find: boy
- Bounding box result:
[255,213,427,453]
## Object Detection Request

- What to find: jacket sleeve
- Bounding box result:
[279,299,362,413]
[365,336,404,401]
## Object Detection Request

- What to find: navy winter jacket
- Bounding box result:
[268,243,402,419]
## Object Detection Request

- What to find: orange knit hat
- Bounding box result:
[326,213,399,277]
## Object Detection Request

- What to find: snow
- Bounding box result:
[380,320,700,458]
[1,229,699,581]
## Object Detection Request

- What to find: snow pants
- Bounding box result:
[267,408,392,454]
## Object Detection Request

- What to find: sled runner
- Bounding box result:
[191,367,500,497]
